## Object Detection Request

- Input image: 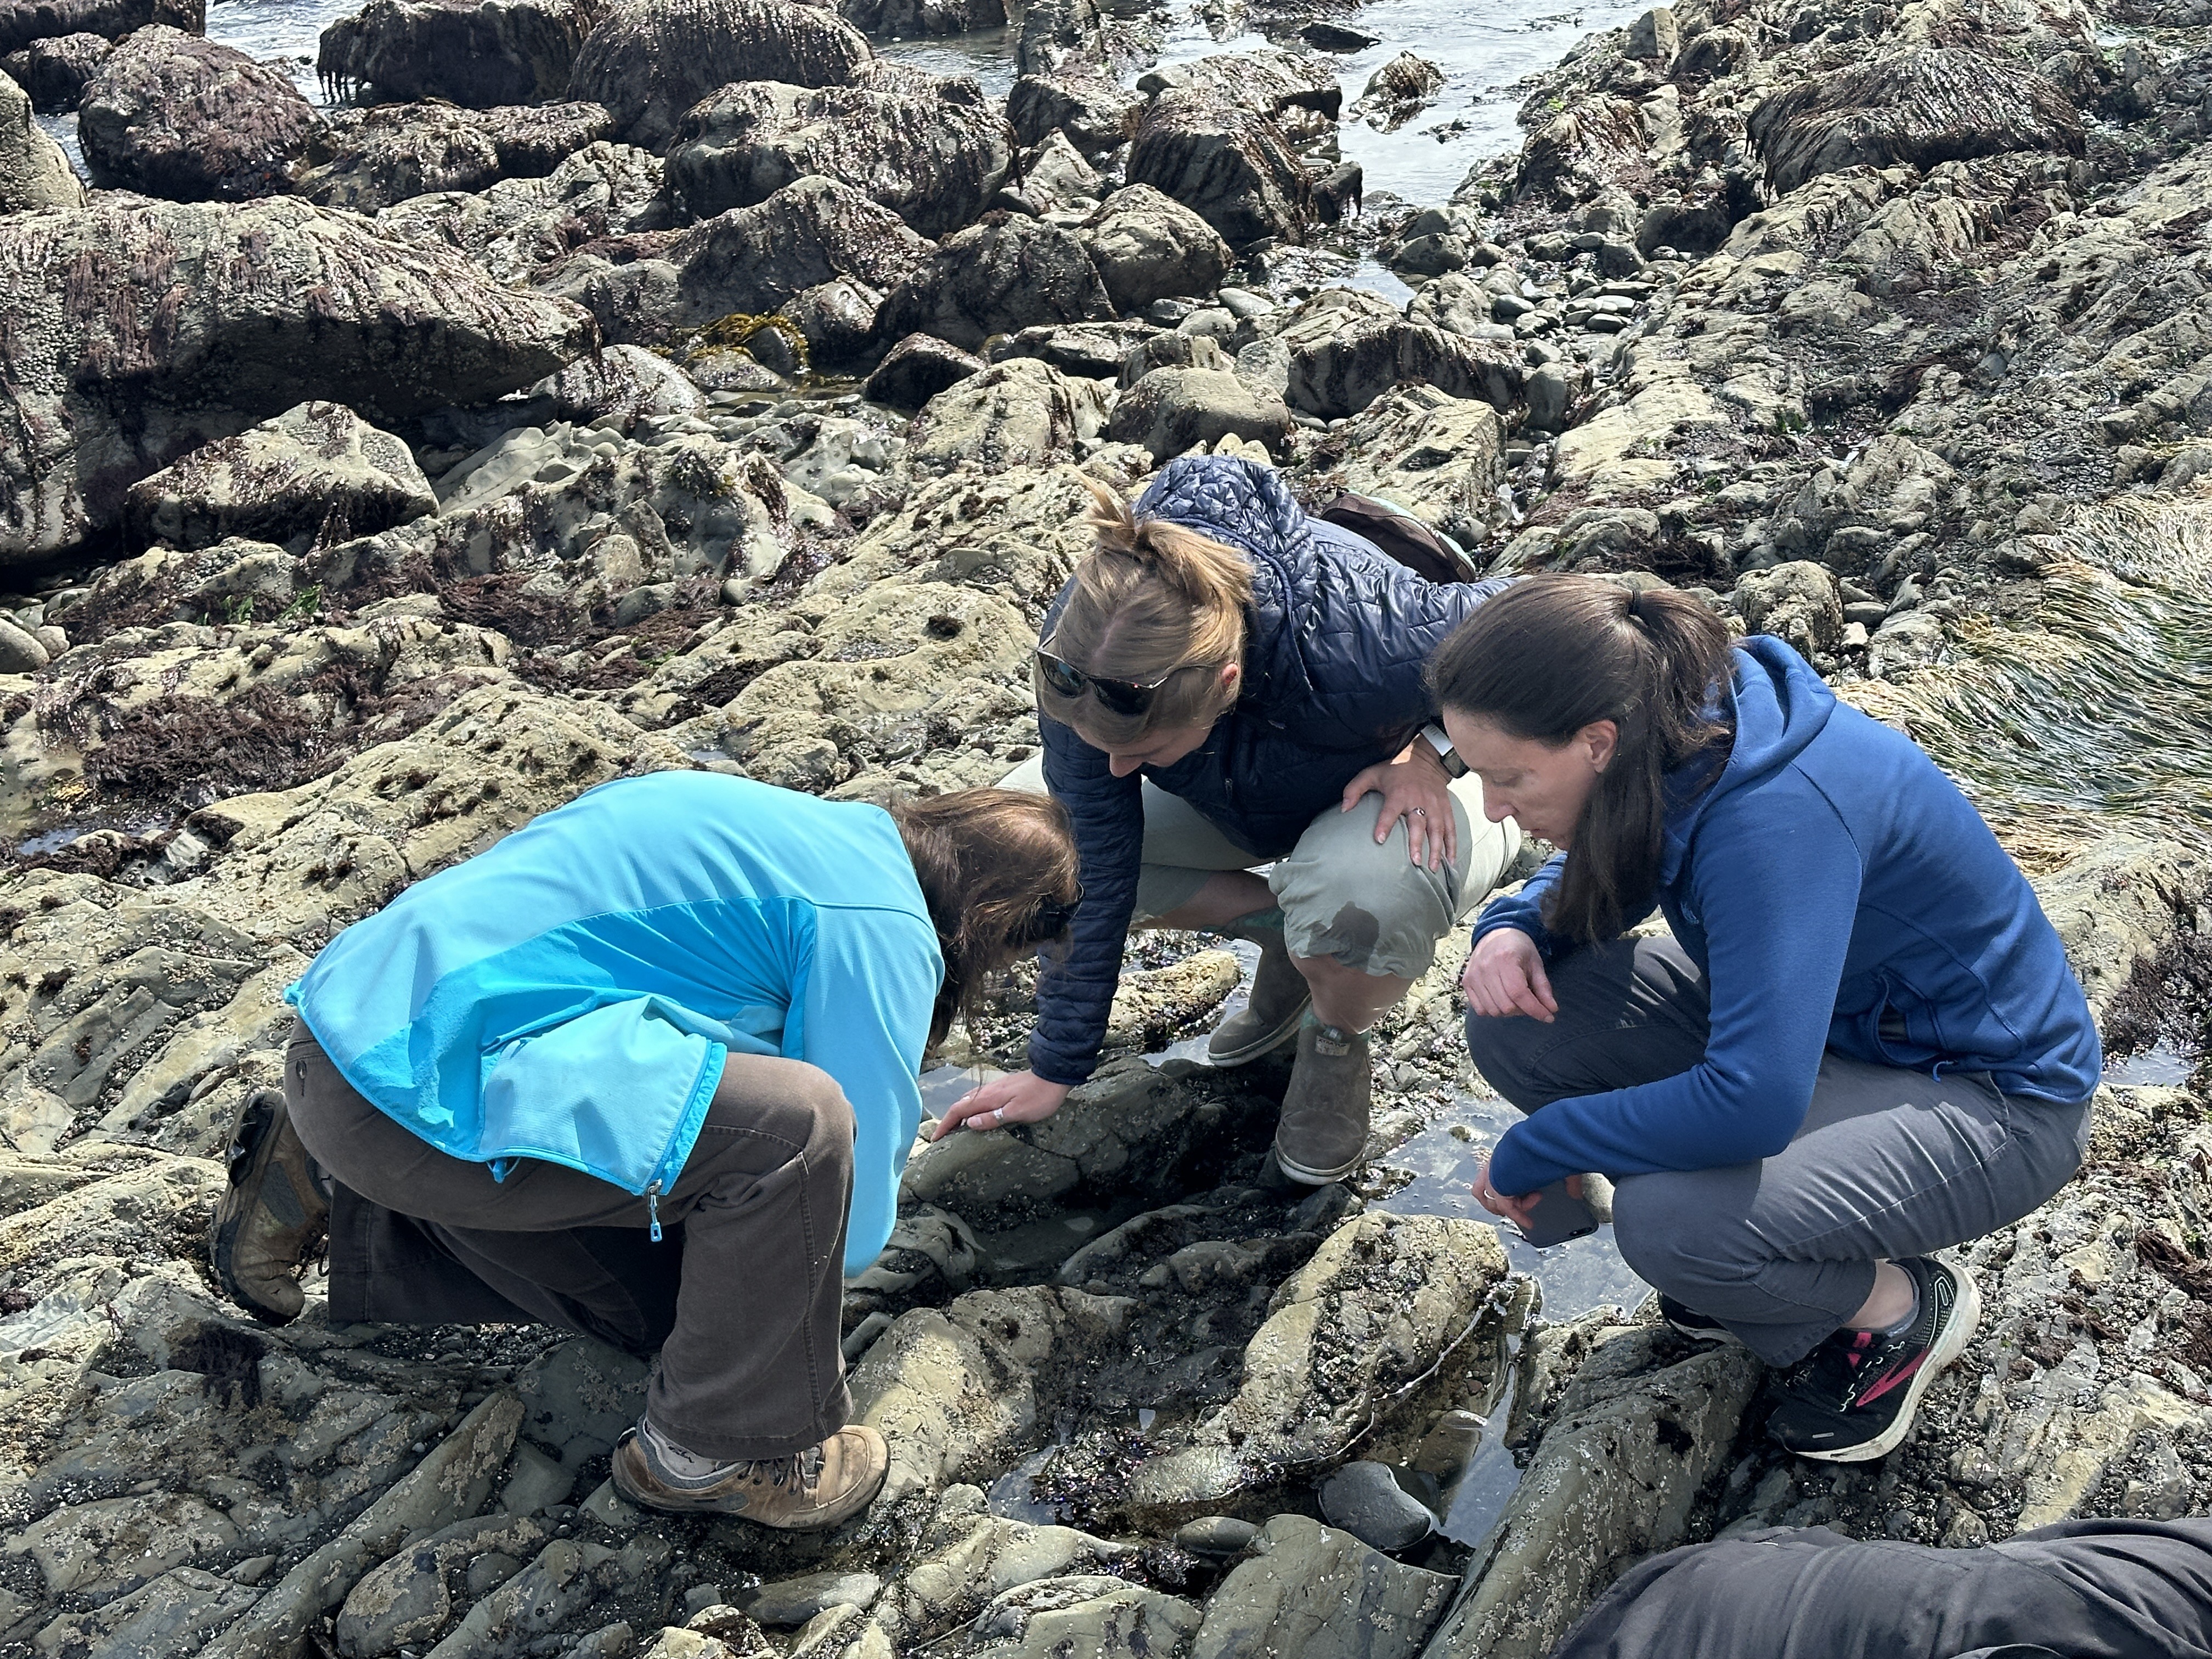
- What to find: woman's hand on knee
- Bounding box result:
[1462,929,1558,1022]
[932,1070,1071,1139]
[1341,747,1458,871]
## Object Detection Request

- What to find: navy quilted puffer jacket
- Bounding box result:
[1030,456,1510,1086]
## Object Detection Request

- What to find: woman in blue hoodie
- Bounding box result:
[208,773,1079,1530]
[1430,576,2098,1463]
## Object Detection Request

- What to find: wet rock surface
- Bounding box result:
[3,0,2212,1650]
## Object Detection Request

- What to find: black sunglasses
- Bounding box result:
[1020,884,1085,943]
[1036,642,1173,718]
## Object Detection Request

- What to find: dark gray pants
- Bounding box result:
[285,1028,856,1461]
[1465,938,2091,1366]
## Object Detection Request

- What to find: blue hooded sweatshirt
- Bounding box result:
[285,771,943,1277]
[1477,636,2101,1197]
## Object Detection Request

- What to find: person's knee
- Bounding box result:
[1276,833,1452,978]
[782,1062,856,1170]
[1610,1173,1746,1298]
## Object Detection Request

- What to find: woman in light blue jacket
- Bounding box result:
[210,772,1078,1531]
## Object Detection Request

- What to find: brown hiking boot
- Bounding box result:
[1272,1018,1372,1184]
[612,1420,889,1528]
[208,1087,330,1326]
[1207,930,1311,1066]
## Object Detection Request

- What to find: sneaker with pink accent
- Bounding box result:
[1767,1255,1981,1464]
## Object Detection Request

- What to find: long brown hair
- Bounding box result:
[890,788,1081,1046]
[1032,479,1255,747]
[1427,577,1735,944]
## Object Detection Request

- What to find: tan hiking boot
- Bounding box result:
[1272,1018,1372,1184]
[612,1420,889,1527]
[208,1087,330,1326]
[1207,930,1312,1066]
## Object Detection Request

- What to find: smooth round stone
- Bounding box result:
[1318,1460,1436,1553]
[1174,1515,1261,1556]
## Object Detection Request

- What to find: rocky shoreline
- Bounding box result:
[3,0,2212,1651]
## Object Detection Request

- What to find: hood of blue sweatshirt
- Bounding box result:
[1477,636,2100,1195]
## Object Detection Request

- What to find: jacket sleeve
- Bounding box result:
[1471,853,1570,960]
[1028,714,1143,1087]
[798,907,943,1276]
[1486,792,1865,1195]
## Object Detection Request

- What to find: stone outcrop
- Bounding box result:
[0,0,196,54]
[122,402,438,555]
[665,77,1008,236]
[1080,183,1232,315]
[0,55,76,211]
[1,28,108,109]
[77,26,322,201]
[295,100,612,211]
[0,194,593,561]
[1127,88,1312,247]
[876,213,1113,352]
[569,0,873,151]
[1750,48,2086,196]
[316,0,599,105]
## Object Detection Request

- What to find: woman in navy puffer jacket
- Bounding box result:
[934,455,1520,1183]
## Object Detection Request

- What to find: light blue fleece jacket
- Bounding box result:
[285,771,943,1276]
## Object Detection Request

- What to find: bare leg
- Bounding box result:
[1147,870,1277,932]
[1292,953,1410,1034]
[1848,1260,1916,1329]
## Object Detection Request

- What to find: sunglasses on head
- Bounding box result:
[1035,641,1175,718]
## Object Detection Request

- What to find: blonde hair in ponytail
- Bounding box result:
[1034,479,1255,746]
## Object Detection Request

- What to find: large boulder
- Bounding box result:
[1013,0,1098,75]
[1127,88,1311,247]
[0,194,594,560]
[78,26,321,201]
[371,138,667,286]
[294,100,612,211]
[1306,383,1503,549]
[1007,61,1135,152]
[0,0,195,54]
[316,0,598,105]
[862,331,983,410]
[1283,307,1523,421]
[122,401,437,554]
[1107,366,1290,460]
[1749,48,2085,196]
[3,30,111,109]
[838,0,1001,32]
[1079,183,1230,315]
[665,176,930,327]
[876,213,1112,352]
[907,357,1108,475]
[570,0,872,151]
[0,55,77,211]
[665,77,1007,237]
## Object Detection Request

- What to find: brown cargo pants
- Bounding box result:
[284,1025,855,1462]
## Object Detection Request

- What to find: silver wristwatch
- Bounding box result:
[1420,723,1468,779]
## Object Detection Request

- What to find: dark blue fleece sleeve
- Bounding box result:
[1487,788,1865,1194]
[1027,714,1142,1086]
[1472,853,1569,960]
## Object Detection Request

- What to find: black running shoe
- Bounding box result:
[1658,1295,1744,1347]
[1767,1256,1980,1464]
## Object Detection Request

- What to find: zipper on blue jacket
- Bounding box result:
[646,1181,664,1243]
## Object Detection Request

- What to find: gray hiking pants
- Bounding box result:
[286,1026,855,1461]
[1465,937,2091,1366]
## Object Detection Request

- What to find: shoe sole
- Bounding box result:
[1791,1261,1983,1465]
[208,1089,307,1328]
[1271,1138,1362,1186]
[1206,994,1312,1068]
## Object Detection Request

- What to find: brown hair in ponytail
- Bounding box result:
[1426,577,1735,944]
[890,788,1082,1048]
[1032,479,1255,747]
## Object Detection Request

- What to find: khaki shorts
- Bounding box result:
[1001,754,1521,980]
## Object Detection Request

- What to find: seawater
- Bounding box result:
[38,0,1641,210]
